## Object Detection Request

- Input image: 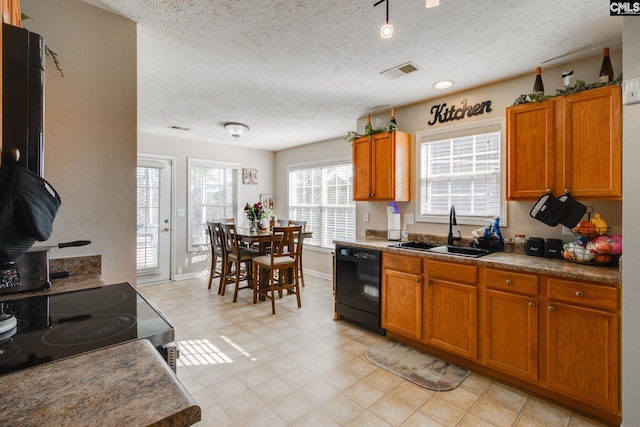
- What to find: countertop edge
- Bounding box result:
[335,238,620,284]
[0,339,201,427]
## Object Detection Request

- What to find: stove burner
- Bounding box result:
[33,290,128,317]
[42,313,137,346]
[0,343,20,364]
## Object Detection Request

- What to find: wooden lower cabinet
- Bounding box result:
[381,254,423,340]
[481,269,539,382]
[546,278,620,412]
[381,254,621,423]
[482,289,538,381]
[423,260,478,360]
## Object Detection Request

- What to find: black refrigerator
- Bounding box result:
[2,23,45,177]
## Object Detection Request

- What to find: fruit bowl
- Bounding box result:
[562,240,620,266]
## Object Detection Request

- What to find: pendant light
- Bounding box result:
[426,0,439,8]
[374,0,393,39]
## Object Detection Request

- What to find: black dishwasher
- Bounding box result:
[335,245,385,335]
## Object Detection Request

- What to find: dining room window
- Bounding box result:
[288,159,355,249]
[417,119,504,225]
[188,158,239,252]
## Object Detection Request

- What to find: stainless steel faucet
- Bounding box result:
[448,205,462,246]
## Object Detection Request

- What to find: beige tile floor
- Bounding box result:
[138,275,610,427]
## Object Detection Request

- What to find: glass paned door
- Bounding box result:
[137,156,172,284]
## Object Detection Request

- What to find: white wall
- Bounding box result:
[20,0,137,285]
[354,51,623,243]
[138,132,275,278]
[622,17,640,427]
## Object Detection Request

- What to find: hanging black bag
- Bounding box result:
[0,154,61,259]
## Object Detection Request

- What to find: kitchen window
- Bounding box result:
[288,160,355,249]
[187,158,239,251]
[417,119,504,224]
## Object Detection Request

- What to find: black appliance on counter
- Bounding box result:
[2,22,45,176]
[0,283,177,375]
[335,245,385,335]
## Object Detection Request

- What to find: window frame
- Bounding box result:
[415,118,506,226]
[187,157,240,252]
[287,157,356,251]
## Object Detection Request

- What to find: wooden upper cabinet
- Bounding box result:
[560,85,622,199]
[352,131,410,201]
[506,85,622,200]
[506,100,555,199]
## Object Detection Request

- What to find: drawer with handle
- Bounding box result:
[547,278,619,311]
[484,268,538,296]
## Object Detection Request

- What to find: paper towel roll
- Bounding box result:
[388,213,401,240]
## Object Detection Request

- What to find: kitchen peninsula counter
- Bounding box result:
[335,236,621,284]
[0,339,201,426]
[0,254,201,426]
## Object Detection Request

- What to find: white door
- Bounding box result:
[136,156,172,284]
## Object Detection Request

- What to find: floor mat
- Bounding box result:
[365,339,470,391]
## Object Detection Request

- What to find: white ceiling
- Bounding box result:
[81,0,622,151]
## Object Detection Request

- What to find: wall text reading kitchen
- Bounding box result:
[427,98,492,125]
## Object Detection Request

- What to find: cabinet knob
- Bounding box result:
[548,306,555,312]
[415,278,421,283]
[505,279,512,285]
[575,290,584,297]
[529,302,536,308]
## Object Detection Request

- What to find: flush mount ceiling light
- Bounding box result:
[433,80,455,90]
[374,0,393,39]
[223,122,250,139]
[426,0,439,8]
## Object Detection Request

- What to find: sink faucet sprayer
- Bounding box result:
[448,205,462,246]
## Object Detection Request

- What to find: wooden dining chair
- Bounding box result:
[219,223,260,302]
[288,220,307,287]
[206,221,224,291]
[252,226,303,314]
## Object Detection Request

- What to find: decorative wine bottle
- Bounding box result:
[533,67,544,96]
[365,114,373,135]
[390,108,397,126]
[599,47,614,83]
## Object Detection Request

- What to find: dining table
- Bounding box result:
[235,226,313,255]
[234,226,313,301]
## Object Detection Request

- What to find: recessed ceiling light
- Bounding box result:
[433,80,454,90]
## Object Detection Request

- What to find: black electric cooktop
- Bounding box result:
[0,283,174,376]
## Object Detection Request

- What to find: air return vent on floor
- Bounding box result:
[380,62,420,79]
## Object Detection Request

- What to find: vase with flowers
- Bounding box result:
[244,202,268,232]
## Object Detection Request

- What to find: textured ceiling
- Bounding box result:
[81,0,622,151]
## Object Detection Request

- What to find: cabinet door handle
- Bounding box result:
[528,302,535,308]
[575,291,584,297]
[505,279,512,285]
[548,305,555,312]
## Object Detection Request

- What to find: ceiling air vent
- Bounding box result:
[380,61,420,80]
[168,125,191,131]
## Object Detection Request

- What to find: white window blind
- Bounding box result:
[419,126,501,221]
[188,158,239,251]
[289,161,355,249]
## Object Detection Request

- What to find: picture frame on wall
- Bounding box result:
[260,194,274,210]
[243,168,257,185]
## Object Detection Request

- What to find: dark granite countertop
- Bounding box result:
[335,236,621,285]
[0,264,201,426]
[0,339,201,427]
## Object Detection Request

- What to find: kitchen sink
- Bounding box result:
[388,241,440,251]
[389,241,492,258]
[426,245,491,258]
